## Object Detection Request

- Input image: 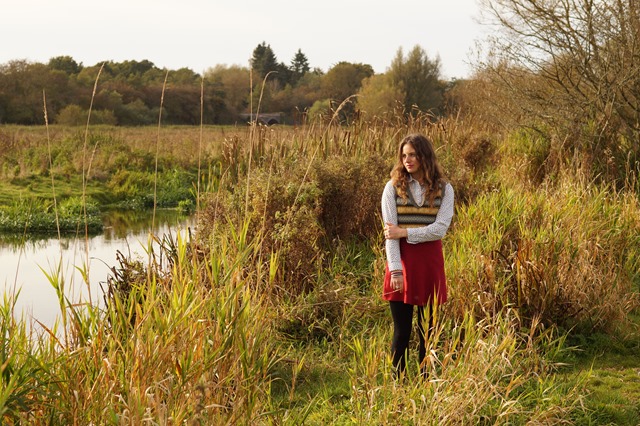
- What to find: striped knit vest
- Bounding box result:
[396,181,446,228]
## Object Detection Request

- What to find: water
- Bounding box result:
[0,209,193,330]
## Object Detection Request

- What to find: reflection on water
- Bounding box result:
[0,209,193,330]
[103,209,190,240]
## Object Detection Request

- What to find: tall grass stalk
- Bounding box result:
[152,69,169,233]
[196,75,204,216]
[10,218,278,423]
[79,63,104,310]
[245,70,276,215]
[42,90,61,242]
[0,293,50,421]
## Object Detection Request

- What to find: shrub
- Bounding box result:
[55,104,86,126]
[59,196,100,217]
[447,176,640,332]
[198,153,389,295]
[241,160,325,293]
[312,153,389,242]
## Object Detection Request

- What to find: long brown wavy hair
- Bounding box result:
[391,133,446,206]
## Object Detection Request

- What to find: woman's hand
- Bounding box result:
[390,273,404,293]
[384,223,408,240]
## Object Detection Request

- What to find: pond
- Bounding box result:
[0,209,194,330]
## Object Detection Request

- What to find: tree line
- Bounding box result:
[2,0,637,187]
[0,43,451,126]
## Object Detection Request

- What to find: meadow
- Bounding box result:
[1,116,640,424]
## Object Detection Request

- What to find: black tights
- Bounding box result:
[389,301,431,376]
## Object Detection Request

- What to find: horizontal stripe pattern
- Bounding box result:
[396,183,445,228]
[396,189,443,206]
[397,223,424,229]
[396,206,440,215]
[398,214,437,225]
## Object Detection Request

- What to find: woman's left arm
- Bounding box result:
[406,183,455,243]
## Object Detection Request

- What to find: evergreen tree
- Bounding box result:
[289,49,310,85]
[250,42,279,79]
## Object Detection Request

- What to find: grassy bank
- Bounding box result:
[0,125,232,232]
[1,118,639,424]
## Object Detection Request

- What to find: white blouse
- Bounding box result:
[381,178,455,272]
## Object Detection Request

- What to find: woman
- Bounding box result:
[381,133,454,377]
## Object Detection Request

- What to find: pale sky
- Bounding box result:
[2,0,487,79]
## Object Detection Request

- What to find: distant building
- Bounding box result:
[238,112,283,125]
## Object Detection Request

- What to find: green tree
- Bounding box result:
[321,61,374,122]
[171,67,200,85]
[55,104,86,126]
[113,59,156,78]
[250,42,292,88]
[75,64,105,87]
[0,60,71,124]
[307,99,332,122]
[289,48,310,85]
[160,82,224,125]
[48,56,82,75]
[357,73,404,118]
[250,42,279,79]
[322,61,374,102]
[95,89,125,113]
[118,99,157,125]
[205,64,251,123]
[388,45,444,115]
[92,109,117,125]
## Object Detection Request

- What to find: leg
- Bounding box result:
[389,301,414,377]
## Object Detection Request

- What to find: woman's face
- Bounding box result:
[402,143,422,177]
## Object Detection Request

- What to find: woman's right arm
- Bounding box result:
[381,181,402,273]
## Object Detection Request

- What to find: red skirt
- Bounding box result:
[383,239,447,306]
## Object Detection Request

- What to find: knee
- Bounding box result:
[394,328,411,344]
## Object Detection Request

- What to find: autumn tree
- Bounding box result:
[0,60,72,124]
[320,62,374,121]
[357,73,404,118]
[205,64,251,123]
[322,62,373,102]
[478,0,640,179]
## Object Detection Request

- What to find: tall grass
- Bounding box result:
[2,112,639,423]
[2,222,278,424]
[448,162,640,332]
[342,311,582,424]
